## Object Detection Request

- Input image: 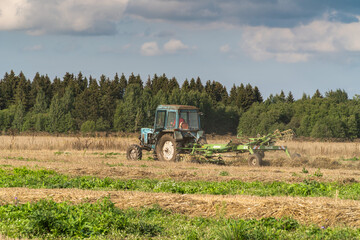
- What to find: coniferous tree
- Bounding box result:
[286,91,295,103]
[229,84,237,105]
[168,77,179,92]
[119,73,127,99]
[312,89,323,99]
[182,79,190,91]
[189,78,196,90]
[253,86,263,103]
[33,90,48,114]
[195,77,204,92]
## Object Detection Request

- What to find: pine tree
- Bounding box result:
[253,86,263,103]
[195,77,204,92]
[168,77,179,92]
[286,91,295,103]
[182,79,190,91]
[279,90,286,102]
[189,78,196,90]
[119,73,127,99]
[312,89,323,99]
[33,89,48,114]
[2,70,17,108]
[14,72,31,110]
[12,102,25,130]
[229,84,237,105]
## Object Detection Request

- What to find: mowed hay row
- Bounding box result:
[0,135,138,151]
[285,141,360,159]
[1,188,360,228]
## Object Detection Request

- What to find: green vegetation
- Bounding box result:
[302,167,309,174]
[0,198,162,239]
[2,70,360,138]
[0,199,359,240]
[219,171,229,176]
[238,90,360,139]
[4,156,40,162]
[2,167,360,200]
[105,163,124,167]
[341,157,360,161]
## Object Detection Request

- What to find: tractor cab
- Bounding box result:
[154,105,200,131]
[129,105,206,161]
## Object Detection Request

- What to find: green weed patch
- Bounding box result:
[1,167,360,200]
[0,199,359,240]
[0,198,162,239]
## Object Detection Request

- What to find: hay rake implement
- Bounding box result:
[180,129,295,166]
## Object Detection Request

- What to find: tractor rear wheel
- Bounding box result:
[156,134,179,162]
[248,153,263,167]
[126,144,142,160]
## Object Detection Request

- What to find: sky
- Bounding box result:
[2,0,360,99]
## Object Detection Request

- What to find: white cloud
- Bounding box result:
[0,0,129,35]
[242,17,360,62]
[141,39,190,56]
[141,42,161,56]
[220,44,230,53]
[163,39,188,53]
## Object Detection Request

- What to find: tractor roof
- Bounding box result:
[156,105,198,111]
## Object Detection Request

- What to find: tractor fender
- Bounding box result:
[174,131,183,140]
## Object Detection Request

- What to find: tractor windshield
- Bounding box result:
[179,110,199,130]
[155,111,166,129]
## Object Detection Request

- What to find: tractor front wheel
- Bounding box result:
[248,153,263,167]
[126,144,142,160]
[156,135,179,162]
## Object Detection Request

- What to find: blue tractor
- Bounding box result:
[126,105,206,161]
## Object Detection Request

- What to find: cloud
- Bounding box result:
[141,39,190,56]
[125,0,360,28]
[163,39,189,53]
[141,42,161,56]
[220,44,230,53]
[0,0,128,35]
[242,17,360,62]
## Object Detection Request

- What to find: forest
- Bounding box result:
[0,70,358,139]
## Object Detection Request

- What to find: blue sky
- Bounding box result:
[2,0,360,99]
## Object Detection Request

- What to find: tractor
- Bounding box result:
[126,105,294,166]
[126,105,205,162]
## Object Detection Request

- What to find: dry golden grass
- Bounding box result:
[0,135,138,151]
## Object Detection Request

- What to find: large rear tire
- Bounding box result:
[126,144,142,160]
[248,153,263,167]
[156,135,179,162]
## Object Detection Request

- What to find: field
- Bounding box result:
[1,135,360,239]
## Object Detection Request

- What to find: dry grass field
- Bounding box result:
[1,135,360,238]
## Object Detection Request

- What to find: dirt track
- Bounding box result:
[1,187,359,228]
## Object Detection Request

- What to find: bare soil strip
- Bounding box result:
[1,188,359,228]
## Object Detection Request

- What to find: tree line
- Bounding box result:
[0,71,262,135]
[0,70,358,139]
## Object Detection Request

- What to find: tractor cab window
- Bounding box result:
[155,111,166,129]
[167,112,176,129]
[179,110,199,130]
